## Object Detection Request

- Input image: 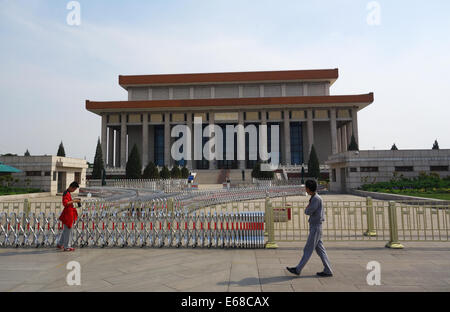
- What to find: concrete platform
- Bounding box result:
[1,241,449,292]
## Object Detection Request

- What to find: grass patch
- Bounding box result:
[383,191,450,201]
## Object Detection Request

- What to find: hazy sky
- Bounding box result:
[1,0,449,162]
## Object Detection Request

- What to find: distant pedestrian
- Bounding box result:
[286,180,333,277]
[57,181,81,252]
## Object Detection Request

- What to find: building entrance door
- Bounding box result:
[340,168,346,193]
[57,172,66,194]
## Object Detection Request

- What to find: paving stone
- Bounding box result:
[0,241,449,291]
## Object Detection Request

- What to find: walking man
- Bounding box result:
[286,179,333,277]
[57,181,81,252]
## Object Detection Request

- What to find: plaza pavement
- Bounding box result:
[1,241,449,292]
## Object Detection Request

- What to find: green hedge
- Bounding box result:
[360,173,450,194]
[0,187,42,196]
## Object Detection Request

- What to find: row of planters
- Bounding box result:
[91,142,190,180]
[360,173,450,194]
[126,144,189,179]
[140,162,190,179]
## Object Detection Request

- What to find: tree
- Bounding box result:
[432,140,440,150]
[181,166,190,179]
[126,144,142,179]
[143,161,160,179]
[348,134,359,151]
[57,141,66,157]
[170,165,181,179]
[251,162,261,179]
[251,162,274,179]
[260,164,274,179]
[391,143,398,150]
[307,145,320,179]
[24,149,31,156]
[92,138,104,179]
[102,168,107,186]
[159,166,170,179]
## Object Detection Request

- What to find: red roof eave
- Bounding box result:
[86,93,374,111]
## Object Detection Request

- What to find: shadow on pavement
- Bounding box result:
[0,249,60,257]
[218,275,316,286]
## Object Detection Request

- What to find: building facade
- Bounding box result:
[86,69,373,172]
[0,156,88,194]
[326,150,450,193]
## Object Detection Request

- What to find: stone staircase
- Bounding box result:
[193,170,222,184]
[217,169,230,184]
[194,169,253,184]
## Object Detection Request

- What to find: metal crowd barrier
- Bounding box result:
[87,179,188,193]
[174,185,305,211]
[0,210,265,249]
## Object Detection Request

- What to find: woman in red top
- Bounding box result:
[57,181,81,251]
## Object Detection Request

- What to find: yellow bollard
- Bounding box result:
[364,197,377,237]
[265,198,278,249]
[23,198,30,227]
[264,197,269,237]
[167,198,174,213]
[386,201,404,249]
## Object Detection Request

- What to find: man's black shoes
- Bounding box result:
[316,271,333,277]
[286,267,300,276]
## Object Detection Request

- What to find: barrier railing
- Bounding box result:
[1,197,448,249]
[193,197,450,247]
[266,198,449,247]
[87,179,188,193]
[176,185,305,211]
[0,209,265,249]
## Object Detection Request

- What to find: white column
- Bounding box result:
[238,111,245,170]
[303,83,308,96]
[346,122,352,149]
[261,110,267,124]
[342,125,348,151]
[186,112,193,169]
[115,129,121,167]
[101,114,107,166]
[238,85,243,98]
[209,112,217,170]
[307,109,314,155]
[337,127,342,153]
[283,109,291,165]
[120,113,127,168]
[148,88,152,100]
[108,126,114,167]
[351,108,359,145]
[149,125,155,163]
[164,112,171,167]
[330,108,338,155]
[260,110,267,164]
[142,113,149,168]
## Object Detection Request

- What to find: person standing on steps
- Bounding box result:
[286,179,333,277]
[57,181,80,252]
